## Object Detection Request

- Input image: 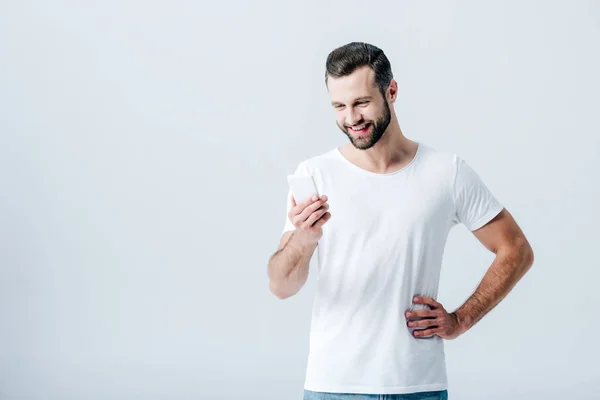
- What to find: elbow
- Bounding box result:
[501,238,534,274]
[520,240,535,272]
[525,246,534,269]
[269,280,293,300]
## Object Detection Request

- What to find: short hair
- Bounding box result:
[325,42,393,96]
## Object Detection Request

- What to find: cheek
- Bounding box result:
[364,109,380,122]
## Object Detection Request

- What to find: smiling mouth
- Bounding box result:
[348,123,371,135]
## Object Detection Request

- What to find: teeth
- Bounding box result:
[351,124,368,130]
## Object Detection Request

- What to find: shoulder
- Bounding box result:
[414,142,462,177]
[419,144,492,185]
[292,147,342,174]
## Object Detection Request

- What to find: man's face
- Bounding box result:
[328,66,391,150]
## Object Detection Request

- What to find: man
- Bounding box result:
[267,42,534,400]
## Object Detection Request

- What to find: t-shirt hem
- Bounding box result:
[468,203,504,231]
[303,382,448,395]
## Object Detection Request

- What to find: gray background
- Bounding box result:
[1,1,599,399]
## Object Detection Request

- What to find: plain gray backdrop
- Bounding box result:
[1,1,599,399]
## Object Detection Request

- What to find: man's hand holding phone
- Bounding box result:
[288,194,331,242]
[268,175,330,299]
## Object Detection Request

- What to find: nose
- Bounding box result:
[345,107,362,127]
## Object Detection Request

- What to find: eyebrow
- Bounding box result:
[331,96,373,106]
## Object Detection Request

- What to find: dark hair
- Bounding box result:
[325,42,393,97]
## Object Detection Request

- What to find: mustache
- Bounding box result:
[345,121,371,128]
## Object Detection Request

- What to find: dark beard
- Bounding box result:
[338,100,391,150]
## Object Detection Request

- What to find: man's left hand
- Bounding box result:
[405,296,465,340]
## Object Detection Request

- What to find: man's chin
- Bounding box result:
[349,135,375,150]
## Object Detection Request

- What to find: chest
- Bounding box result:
[318,174,453,241]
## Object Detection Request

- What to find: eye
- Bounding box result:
[356,101,369,106]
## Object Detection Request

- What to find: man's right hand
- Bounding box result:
[268,194,330,299]
[288,194,331,241]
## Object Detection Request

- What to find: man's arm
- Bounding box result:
[407,208,534,338]
[268,230,319,299]
[268,195,330,299]
[452,208,534,333]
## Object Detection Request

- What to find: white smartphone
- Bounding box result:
[287,174,319,203]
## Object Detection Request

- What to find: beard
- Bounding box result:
[337,99,391,150]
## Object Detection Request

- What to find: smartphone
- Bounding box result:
[287,174,319,203]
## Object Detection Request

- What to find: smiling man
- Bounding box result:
[267,42,534,400]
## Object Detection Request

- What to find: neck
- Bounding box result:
[341,117,418,174]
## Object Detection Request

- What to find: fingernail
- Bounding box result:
[413,297,419,302]
[312,196,318,201]
[408,322,414,327]
[405,312,412,318]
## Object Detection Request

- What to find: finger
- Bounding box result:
[291,196,320,218]
[300,195,320,209]
[303,204,330,228]
[413,296,442,309]
[313,212,331,228]
[413,327,439,338]
[407,318,438,328]
[290,194,297,207]
[405,309,437,319]
[298,199,328,224]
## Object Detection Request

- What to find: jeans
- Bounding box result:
[303,389,448,400]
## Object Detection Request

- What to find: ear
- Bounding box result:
[388,80,398,103]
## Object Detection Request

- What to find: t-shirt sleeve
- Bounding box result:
[452,156,504,231]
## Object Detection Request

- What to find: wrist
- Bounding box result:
[452,309,473,335]
[292,229,321,248]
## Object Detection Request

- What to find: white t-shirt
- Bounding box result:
[281,142,504,395]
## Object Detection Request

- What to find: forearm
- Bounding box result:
[453,241,534,333]
[268,230,318,299]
